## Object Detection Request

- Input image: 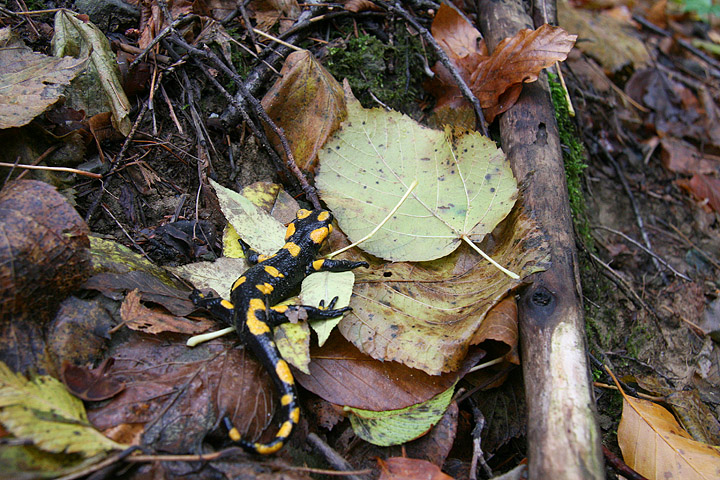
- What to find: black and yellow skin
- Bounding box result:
[190,209,367,454]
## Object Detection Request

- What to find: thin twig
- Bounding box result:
[129,14,199,70]
[307,433,372,480]
[0,162,101,179]
[589,251,669,346]
[376,1,489,136]
[594,225,691,281]
[594,140,667,283]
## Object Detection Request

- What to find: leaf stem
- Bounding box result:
[186,326,234,347]
[462,235,519,279]
[329,179,418,258]
[252,28,304,52]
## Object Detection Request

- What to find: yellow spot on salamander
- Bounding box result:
[272,305,288,313]
[264,265,284,277]
[312,259,325,271]
[229,427,241,442]
[232,276,246,290]
[310,227,329,244]
[275,359,294,385]
[277,420,293,438]
[328,223,333,234]
[317,211,330,222]
[246,298,270,335]
[290,407,300,423]
[221,299,234,310]
[254,442,283,455]
[256,283,274,295]
[281,394,293,406]
[283,242,301,257]
[296,209,311,219]
[284,222,296,240]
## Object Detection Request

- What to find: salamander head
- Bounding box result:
[284,209,334,247]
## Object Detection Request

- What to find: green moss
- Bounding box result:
[548,73,592,248]
[324,26,428,114]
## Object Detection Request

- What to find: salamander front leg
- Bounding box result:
[190,290,234,325]
[265,296,352,326]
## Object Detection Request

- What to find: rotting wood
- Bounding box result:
[476,1,605,478]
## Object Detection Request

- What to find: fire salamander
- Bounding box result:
[191,209,367,454]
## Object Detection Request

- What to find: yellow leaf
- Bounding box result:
[618,394,720,480]
[0,362,126,456]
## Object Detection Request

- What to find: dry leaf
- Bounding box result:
[471,296,519,364]
[468,24,577,122]
[261,50,346,171]
[660,137,720,175]
[120,289,213,334]
[427,5,576,123]
[618,394,720,479]
[378,457,454,480]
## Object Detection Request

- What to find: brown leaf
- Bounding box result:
[378,457,455,480]
[249,0,301,32]
[344,0,383,13]
[261,50,346,171]
[0,180,91,373]
[430,3,485,65]
[120,289,214,334]
[469,24,577,122]
[61,358,125,401]
[471,296,519,364]
[87,333,276,453]
[660,137,720,175]
[677,174,720,213]
[618,394,720,479]
[293,331,484,411]
[427,6,576,123]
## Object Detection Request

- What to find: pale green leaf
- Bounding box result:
[317,83,518,262]
[171,257,249,300]
[275,321,311,374]
[0,362,125,457]
[346,382,455,446]
[301,271,356,346]
[210,178,286,255]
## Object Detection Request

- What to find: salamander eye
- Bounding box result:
[296,209,311,219]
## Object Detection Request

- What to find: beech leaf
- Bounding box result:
[618,393,720,479]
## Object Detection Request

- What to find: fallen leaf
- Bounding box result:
[426,5,576,123]
[471,296,519,364]
[120,289,214,334]
[0,361,126,456]
[660,137,720,175]
[378,457,455,480]
[618,392,720,479]
[0,28,86,129]
[317,82,518,262]
[677,174,720,213]
[336,203,548,375]
[347,383,456,447]
[249,0,301,32]
[53,10,131,135]
[261,50,347,171]
[558,0,649,74]
[293,331,484,411]
[0,180,91,373]
[61,359,125,402]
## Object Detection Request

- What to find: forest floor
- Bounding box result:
[1,0,719,479]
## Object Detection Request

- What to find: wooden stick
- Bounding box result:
[476,1,604,478]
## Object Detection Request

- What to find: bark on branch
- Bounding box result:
[476,0,605,478]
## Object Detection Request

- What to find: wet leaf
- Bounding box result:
[660,137,720,175]
[0,28,85,129]
[618,391,720,479]
[0,361,126,456]
[261,50,347,171]
[60,359,125,402]
[677,174,720,213]
[338,204,549,375]
[317,83,518,262]
[347,383,455,446]
[378,457,454,480]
